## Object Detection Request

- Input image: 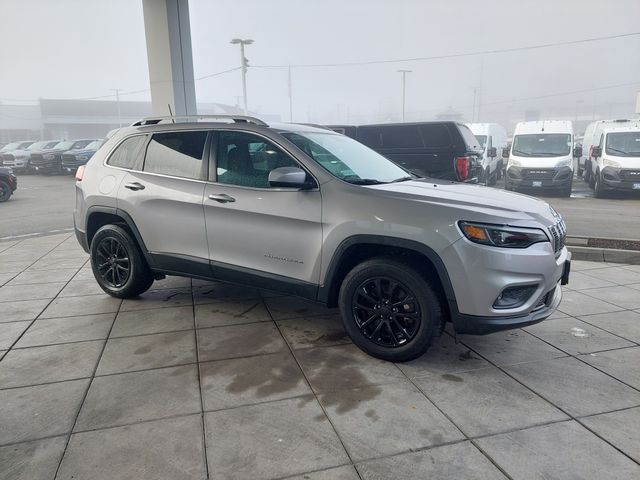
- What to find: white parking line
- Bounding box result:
[0,228,74,241]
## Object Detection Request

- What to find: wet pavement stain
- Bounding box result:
[441,373,463,382]
[365,409,380,422]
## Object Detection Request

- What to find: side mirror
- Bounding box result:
[502,147,510,158]
[591,146,602,158]
[573,146,582,158]
[268,166,315,189]
[488,147,497,158]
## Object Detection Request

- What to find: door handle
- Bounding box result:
[124,182,145,191]
[208,193,236,203]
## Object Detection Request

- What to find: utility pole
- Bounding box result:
[397,69,412,122]
[230,38,253,115]
[472,87,478,122]
[288,65,293,122]
[111,88,122,127]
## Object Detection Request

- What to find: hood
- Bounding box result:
[5,148,30,158]
[367,178,560,226]
[66,148,98,157]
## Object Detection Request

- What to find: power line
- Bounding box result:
[253,31,640,69]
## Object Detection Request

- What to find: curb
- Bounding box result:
[567,245,640,265]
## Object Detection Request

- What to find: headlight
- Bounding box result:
[459,221,549,248]
[508,158,521,167]
[75,154,89,161]
[44,153,55,160]
[603,158,621,168]
[556,158,572,168]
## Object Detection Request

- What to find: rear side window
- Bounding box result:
[107,135,147,170]
[380,125,423,148]
[419,124,451,147]
[356,127,383,148]
[457,124,482,150]
[143,131,208,180]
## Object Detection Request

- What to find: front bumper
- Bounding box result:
[452,281,563,334]
[507,166,572,189]
[600,167,640,191]
[30,160,60,172]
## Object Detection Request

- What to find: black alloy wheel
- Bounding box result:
[352,276,421,348]
[95,236,131,288]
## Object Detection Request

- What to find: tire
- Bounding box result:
[0,180,12,202]
[90,224,154,298]
[338,258,443,362]
[584,164,591,184]
[594,170,606,198]
[496,165,503,181]
[588,169,595,189]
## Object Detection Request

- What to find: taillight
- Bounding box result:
[455,156,469,182]
[75,165,85,181]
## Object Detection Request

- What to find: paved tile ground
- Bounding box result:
[1,233,640,479]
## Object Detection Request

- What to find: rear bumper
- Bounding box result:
[452,282,562,334]
[75,224,89,253]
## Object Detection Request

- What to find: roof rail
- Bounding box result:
[131,115,268,127]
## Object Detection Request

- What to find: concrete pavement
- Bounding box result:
[1,233,640,479]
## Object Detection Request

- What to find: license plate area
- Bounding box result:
[532,181,542,187]
[633,183,640,190]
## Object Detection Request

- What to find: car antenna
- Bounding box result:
[167,104,175,123]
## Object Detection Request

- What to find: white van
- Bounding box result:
[588,122,640,197]
[582,119,633,184]
[467,123,507,185]
[506,120,579,197]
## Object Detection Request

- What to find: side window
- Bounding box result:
[380,125,423,148]
[143,131,208,180]
[216,131,299,188]
[356,127,382,149]
[419,124,451,147]
[107,135,147,170]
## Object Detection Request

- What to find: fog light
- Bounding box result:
[493,285,537,309]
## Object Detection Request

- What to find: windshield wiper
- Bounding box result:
[607,147,629,155]
[391,176,415,183]
[512,149,531,156]
[534,152,566,157]
[344,177,387,185]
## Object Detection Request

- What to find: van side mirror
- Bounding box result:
[268,166,315,189]
[502,147,510,158]
[591,146,602,158]
[573,146,582,158]
[487,147,497,158]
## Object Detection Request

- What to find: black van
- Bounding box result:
[328,122,483,182]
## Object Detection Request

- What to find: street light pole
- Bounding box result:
[288,65,293,122]
[231,38,254,115]
[111,88,122,127]
[397,69,412,122]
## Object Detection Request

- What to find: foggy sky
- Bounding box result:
[1,0,639,125]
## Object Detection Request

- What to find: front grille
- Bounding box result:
[1,154,14,165]
[61,153,77,166]
[620,170,640,181]
[522,169,556,179]
[30,153,45,165]
[548,219,567,255]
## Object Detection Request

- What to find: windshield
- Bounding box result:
[605,132,640,157]
[512,133,571,157]
[53,141,74,150]
[283,131,412,184]
[70,140,92,150]
[84,140,102,150]
[27,141,48,150]
[0,142,20,151]
[44,141,61,149]
[474,135,487,149]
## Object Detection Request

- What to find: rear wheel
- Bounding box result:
[594,170,606,198]
[0,180,12,202]
[338,258,443,362]
[90,224,154,298]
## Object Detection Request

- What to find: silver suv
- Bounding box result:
[74,115,570,362]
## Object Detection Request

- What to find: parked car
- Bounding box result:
[327,122,483,183]
[1,140,62,173]
[588,122,640,197]
[466,123,508,185]
[74,115,570,362]
[0,140,35,158]
[582,119,633,184]
[505,120,580,197]
[61,139,104,174]
[29,139,95,174]
[0,166,18,202]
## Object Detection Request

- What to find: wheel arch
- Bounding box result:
[318,235,458,317]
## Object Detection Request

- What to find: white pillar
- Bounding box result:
[142,0,197,116]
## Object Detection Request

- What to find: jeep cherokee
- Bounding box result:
[74,115,570,362]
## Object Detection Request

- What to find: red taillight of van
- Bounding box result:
[455,156,470,182]
[75,165,85,181]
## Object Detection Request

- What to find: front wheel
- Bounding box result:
[338,258,443,362]
[90,224,154,298]
[594,170,606,198]
[0,180,12,202]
